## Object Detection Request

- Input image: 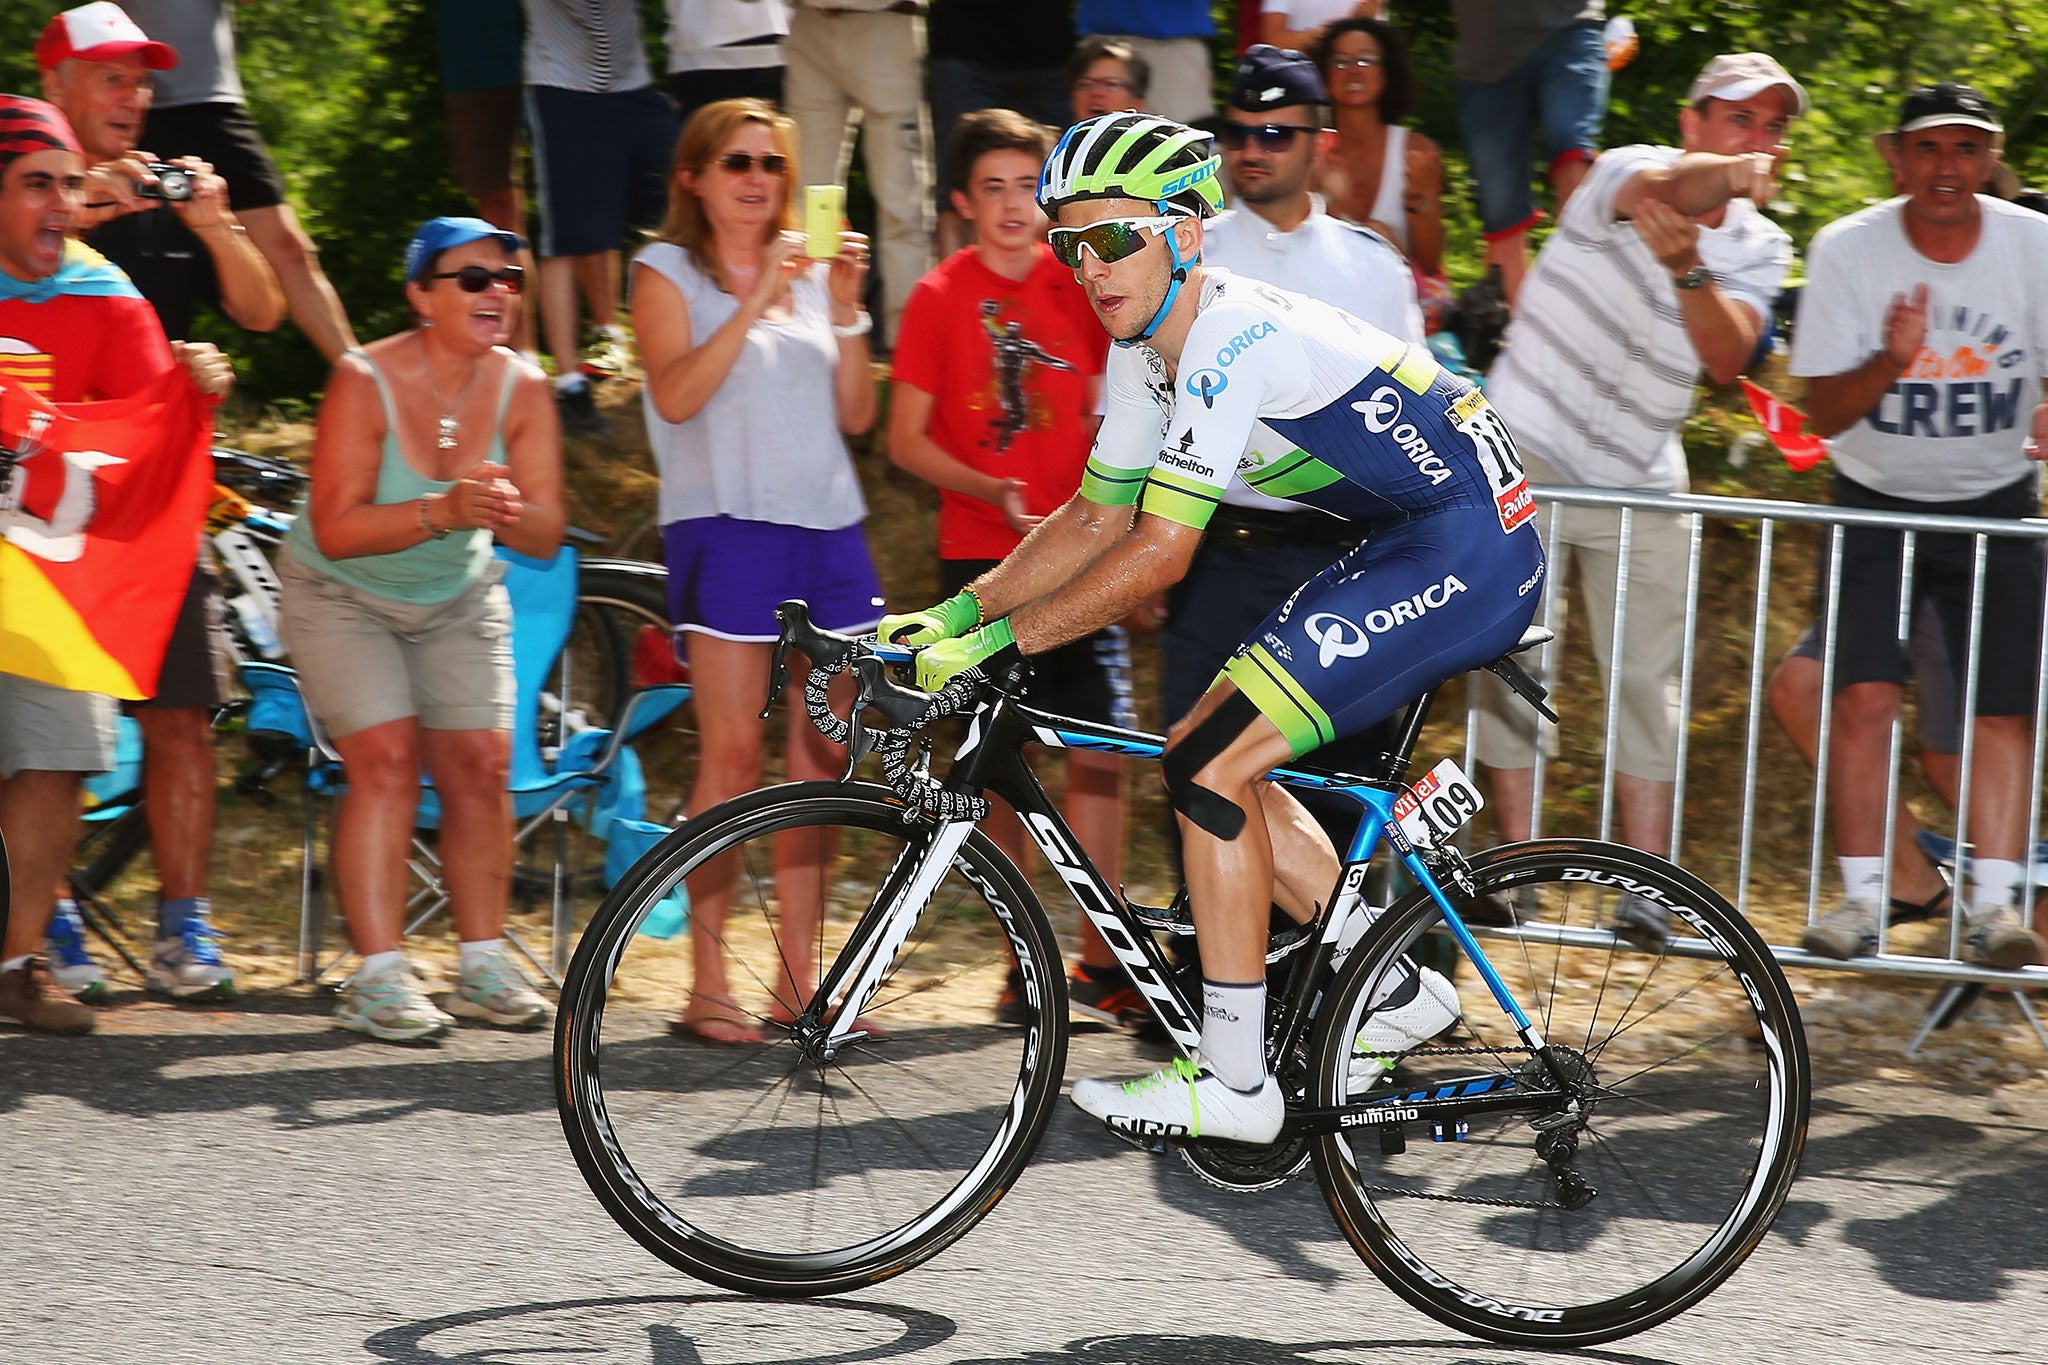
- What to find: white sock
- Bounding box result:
[1837,856,1885,908]
[1970,858,2024,917]
[458,939,501,975]
[2,955,31,975]
[595,323,625,342]
[359,949,406,980]
[1199,979,1267,1092]
[555,371,589,394]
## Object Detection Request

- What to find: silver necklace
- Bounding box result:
[419,332,484,450]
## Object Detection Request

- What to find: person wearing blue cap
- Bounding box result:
[275,215,567,1044]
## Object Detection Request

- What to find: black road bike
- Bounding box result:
[555,603,1810,1347]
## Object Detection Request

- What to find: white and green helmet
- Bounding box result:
[1038,112,1224,219]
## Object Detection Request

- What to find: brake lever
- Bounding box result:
[766,599,852,718]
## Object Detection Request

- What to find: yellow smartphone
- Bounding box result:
[803,184,845,259]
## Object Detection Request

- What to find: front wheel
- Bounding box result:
[1309,840,1810,1347]
[555,782,1069,1296]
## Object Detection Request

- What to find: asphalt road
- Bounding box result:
[4,996,2044,1365]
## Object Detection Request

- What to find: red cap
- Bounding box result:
[35,3,178,71]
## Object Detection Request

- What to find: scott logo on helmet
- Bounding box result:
[1303,575,1469,668]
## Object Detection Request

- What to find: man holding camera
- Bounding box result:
[24,2,278,1007]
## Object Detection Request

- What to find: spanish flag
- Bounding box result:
[0,368,213,699]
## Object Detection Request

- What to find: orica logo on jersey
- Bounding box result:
[1215,321,1276,369]
[1185,368,1228,407]
[1353,386,1402,433]
[1303,575,1469,669]
[1354,388,1452,486]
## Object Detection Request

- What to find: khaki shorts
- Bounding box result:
[276,546,515,740]
[0,672,116,778]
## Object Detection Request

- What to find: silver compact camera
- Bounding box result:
[137,163,195,201]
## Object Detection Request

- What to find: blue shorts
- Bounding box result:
[1456,24,1608,238]
[662,517,885,645]
[525,84,679,258]
[1224,507,1545,756]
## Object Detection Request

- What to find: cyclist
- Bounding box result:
[881,112,1545,1145]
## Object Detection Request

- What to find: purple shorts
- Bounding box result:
[662,517,885,644]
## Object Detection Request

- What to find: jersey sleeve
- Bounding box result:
[1137,297,1310,531]
[1787,219,1868,379]
[1078,344,1162,506]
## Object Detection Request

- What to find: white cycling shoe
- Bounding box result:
[1346,966,1461,1094]
[1072,1055,1285,1145]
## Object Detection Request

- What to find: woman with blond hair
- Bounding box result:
[632,97,880,1044]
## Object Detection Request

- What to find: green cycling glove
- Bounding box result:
[877,590,981,647]
[915,617,1019,691]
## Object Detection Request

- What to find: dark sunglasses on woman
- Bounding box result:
[715,152,788,175]
[428,264,525,294]
[1216,123,1319,153]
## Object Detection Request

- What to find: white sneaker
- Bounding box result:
[444,954,551,1029]
[1071,1055,1284,1145]
[1347,966,1461,1094]
[1962,903,2048,969]
[335,961,454,1044]
[146,917,237,1001]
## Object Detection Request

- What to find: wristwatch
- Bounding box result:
[1673,264,1712,291]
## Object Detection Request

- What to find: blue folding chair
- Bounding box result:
[260,543,689,985]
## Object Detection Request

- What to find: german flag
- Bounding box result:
[0,368,213,699]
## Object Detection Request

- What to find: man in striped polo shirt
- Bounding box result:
[1469,52,1802,948]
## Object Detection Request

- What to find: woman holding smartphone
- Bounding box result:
[632,97,880,1044]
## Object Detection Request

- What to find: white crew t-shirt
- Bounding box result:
[1484,143,1790,492]
[1791,195,2048,501]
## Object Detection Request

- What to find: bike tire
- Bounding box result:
[555,780,1068,1296]
[1309,839,1810,1347]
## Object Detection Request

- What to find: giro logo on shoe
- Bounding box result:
[1185,367,1228,407]
[1113,1116,1191,1139]
[1303,575,1469,668]
[1215,321,1276,368]
[1353,386,1402,433]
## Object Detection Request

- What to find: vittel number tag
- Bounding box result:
[1394,758,1485,847]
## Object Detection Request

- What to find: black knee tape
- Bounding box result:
[1162,692,1261,841]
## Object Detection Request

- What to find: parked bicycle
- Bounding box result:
[554,602,1811,1347]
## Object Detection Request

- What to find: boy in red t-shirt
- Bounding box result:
[888,108,1139,1027]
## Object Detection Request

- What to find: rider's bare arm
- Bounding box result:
[963,493,1135,620]
[1004,510,1200,653]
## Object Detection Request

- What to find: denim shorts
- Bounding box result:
[1456,23,1609,238]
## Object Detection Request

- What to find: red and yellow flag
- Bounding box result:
[0,369,213,699]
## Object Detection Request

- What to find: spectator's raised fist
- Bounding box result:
[1725,150,1778,207]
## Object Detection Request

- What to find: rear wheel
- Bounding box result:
[555,782,1068,1295]
[1310,840,1809,1347]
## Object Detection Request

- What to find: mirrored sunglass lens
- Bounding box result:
[1054,222,1144,267]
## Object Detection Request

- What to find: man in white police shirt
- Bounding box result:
[1160,44,1424,774]
[1789,82,2048,969]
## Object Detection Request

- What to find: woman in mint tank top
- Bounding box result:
[277,217,566,1045]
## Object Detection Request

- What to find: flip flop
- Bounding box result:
[767,1008,887,1040]
[1887,883,1953,926]
[668,1014,764,1045]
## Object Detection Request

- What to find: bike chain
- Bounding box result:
[1346,1044,1575,1211]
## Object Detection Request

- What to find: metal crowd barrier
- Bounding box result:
[1458,481,2048,1051]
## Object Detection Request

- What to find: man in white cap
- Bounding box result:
[1469,52,1802,947]
[1780,82,2048,969]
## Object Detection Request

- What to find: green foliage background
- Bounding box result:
[3,1,2046,409]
